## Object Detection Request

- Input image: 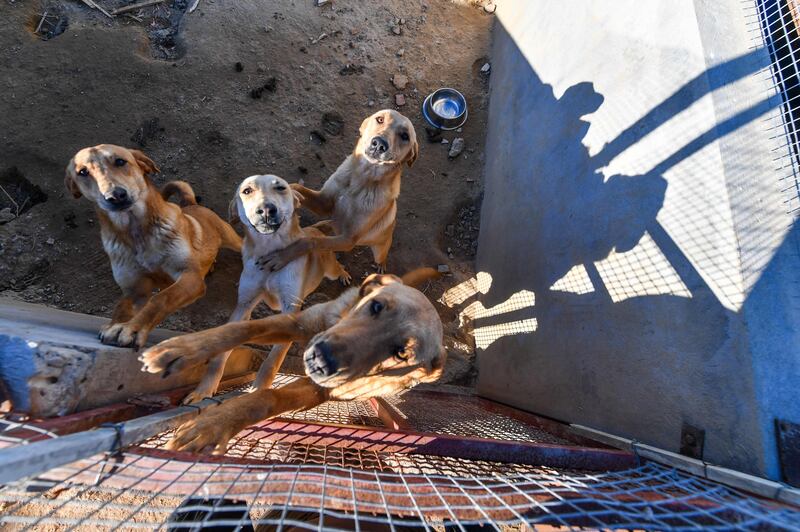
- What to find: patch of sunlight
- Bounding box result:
[550,264,595,295]
[473,318,538,350]
[438,271,493,307]
[594,231,691,303]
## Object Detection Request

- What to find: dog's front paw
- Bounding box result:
[182,386,217,405]
[167,407,241,455]
[139,334,213,376]
[374,262,387,274]
[100,322,148,349]
[257,249,292,272]
[339,270,352,286]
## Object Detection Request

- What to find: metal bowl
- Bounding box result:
[422,88,468,130]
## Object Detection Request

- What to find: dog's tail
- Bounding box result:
[161,181,197,207]
[401,267,443,288]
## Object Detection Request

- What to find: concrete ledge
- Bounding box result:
[0,298,259,417]
[571,423,800,506]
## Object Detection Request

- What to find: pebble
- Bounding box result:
[0,208,14,223]
[392,73,409,90]
[480,62,491,73]
[368,99,375,107]
[46,237,55,245]
[316,0,329,6]
[395,93,406,106]
[437,264,450,274]
[396,48,405,57]
[391,25,402,35]
[484,2,497,13]
[441,138,449,144]
[448,137,465,158]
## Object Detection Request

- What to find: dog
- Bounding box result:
[65,144,242,349]
[182,174,351,404]
[139,268,445,454]
[257,109,418,274]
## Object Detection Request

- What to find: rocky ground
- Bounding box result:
[0,0,495,386]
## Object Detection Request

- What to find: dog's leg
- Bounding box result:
[291,184,334,217]
[110,269,207,349]
[140,313,308,375]
[252,292,304,389]
[258,234,357,272]
[323,252,352,286]
[370,225,394,274]
[183,285,262,404]
[100,277,155,345]
[168,377,329,454]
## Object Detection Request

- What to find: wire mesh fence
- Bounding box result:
[1,451,798,530]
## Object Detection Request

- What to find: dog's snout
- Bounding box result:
[266,203,278,217]
[370,137,389,154]
[311,341,338,377]
[107,187,129,204]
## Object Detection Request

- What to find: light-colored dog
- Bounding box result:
[257,109,418,274]
[65,144,241,349]
[182,174,350,404]
[140,268,445,454]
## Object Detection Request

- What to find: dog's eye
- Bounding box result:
[376,115,384,124]
[399,132,409,142]
[114,158,127,167]
[78,167,89,177]
[369,299,384,316]
[275,185,287,192]
[393,345,409,361]
[242,186,253,195]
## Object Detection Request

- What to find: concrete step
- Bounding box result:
[0,298,259,417]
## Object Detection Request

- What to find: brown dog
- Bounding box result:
[65,144,242,349]
[139,268,445,454]
[182,174,350,404]
[257,109,418,274]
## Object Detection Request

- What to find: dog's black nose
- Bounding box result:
[370,136,389,154]
[266,203,278,217]
[313,341,338,376]
[107,187,129,204]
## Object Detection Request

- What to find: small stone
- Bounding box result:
[0,208,14,223]
[399,18,405,25]
[316,0,329,6]
[46,238,55,245]
[466,178,475,183]
[480,62,491,73]
[257,62,268,73]
[395,94,406,106]
[391,25,402,35]
[448,137,465,158]
[234,62,244,72]
[484,2,497,13]
[392,73,409,90]
[437,264,450,273]
[441,138,449,144]
[396,48,405,57]
[368,99,375,107]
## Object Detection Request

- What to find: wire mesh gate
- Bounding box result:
[0,373,798,530]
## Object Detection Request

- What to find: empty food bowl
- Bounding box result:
[422,88,468,130]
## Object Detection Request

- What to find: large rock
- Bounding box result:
[0,299,258,417]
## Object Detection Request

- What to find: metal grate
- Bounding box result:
[751,0,800,215]
[1,452,797,530]
[381,390,575,445]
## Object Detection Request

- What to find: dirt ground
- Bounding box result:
[0,0,493,385]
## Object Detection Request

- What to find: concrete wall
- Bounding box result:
[472,0,800,479]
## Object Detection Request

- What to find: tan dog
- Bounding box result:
[65,144,241,349]
[257,109,419,274]
[182,174,350,404]
[139,268,445,454]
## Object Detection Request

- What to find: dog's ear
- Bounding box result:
[400,267,441,288]
[291,188,305,209]
[64,162,82,199]
[227,194,241,227]
[130,149,160,175]
[406,138,419,167]
[359,115,372,137]
[421,346,447,383]
[359,273,402,298]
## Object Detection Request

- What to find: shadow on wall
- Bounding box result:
[441,19,788,474]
